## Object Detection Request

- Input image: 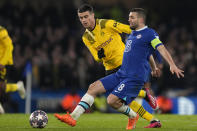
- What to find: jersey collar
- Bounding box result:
[136,26,148,31]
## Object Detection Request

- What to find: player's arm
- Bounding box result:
[156,45,184,78]
[150,32,184,78]
[104,19,132,34]
[82,37,102,63]
[149,55,161,77]
[149,55,156,70]
[0,27,13,65]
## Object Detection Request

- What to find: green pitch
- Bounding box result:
[0,113,197,131]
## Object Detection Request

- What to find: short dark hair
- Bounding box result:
[78,4,94,13]
[130,8,146,21]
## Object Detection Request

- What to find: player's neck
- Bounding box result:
[135,24,145,31]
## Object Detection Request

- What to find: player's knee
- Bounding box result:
[87,81,105,97]
[107,95,118,108]
[87,82,96,95]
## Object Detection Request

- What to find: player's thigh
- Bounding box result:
[111,80,144,105]
[87,80,106,96]
[100,73,120,96]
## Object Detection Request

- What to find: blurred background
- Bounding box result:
[0,0,197,114]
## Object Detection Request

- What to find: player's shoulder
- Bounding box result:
[97,18,119,29]
[96,18,113,29]
[146,27,156,33]
[145,27,159,36]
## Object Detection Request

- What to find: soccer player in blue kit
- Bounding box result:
[55,8,184,129]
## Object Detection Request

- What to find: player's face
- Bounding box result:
[78,11,95,30]
[128,12,139,30]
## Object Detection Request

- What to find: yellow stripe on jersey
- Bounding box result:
[151,38,162,49]
[99,19,108,29]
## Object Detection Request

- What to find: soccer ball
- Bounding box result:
[29,110,48,128]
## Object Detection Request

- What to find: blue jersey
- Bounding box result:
[117,26,163,82]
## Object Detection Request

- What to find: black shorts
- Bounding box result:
[105,66,121,76]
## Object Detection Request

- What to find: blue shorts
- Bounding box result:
[100,73,144,104]
[145,72,151,83]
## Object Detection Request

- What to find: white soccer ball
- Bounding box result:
[29,110,48,128]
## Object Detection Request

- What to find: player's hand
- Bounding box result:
[151,67,161,77]
[0,64,5,71]
[98,48,105,59]
[170,65,184,78]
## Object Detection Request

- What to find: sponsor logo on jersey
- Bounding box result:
[96,36,113,50]
[114,90,119,93]
[136,34,142,39]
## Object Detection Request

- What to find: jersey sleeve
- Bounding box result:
[104,19,132,34]
[148,29,163,49]
[82,37,101,62]
[0,27,14,65]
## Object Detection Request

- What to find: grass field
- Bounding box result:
[0,113,197,131]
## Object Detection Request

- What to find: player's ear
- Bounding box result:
[92,12,95,18]
[139,17,144,24]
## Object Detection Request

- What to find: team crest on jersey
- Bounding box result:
[125,40,132,52]
[136,34,142,39]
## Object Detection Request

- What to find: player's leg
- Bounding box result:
[70,80,105,120]
[54,80,103,126]
[138,89,157,108]
[128,82,161,128]
[138,89,146,98]
[0,102,4,114]
[4,66,26,99]
[107,94,139,130]
[129,100,154,120]
[107,80,145,130]
[54,81,103,126]
[6,81,26,99]
[143,84,161,129]
[129,83,157,121]
[129,100,161,128]
[54,73,119,126]
[0,69,6,114]
[143,82,158,109]
[137,74,158,110]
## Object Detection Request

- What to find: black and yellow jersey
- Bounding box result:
[0,26,13,66]
[82,19,131,70]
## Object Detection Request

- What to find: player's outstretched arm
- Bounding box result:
[149,55,161,77]
[157,45,184,78]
